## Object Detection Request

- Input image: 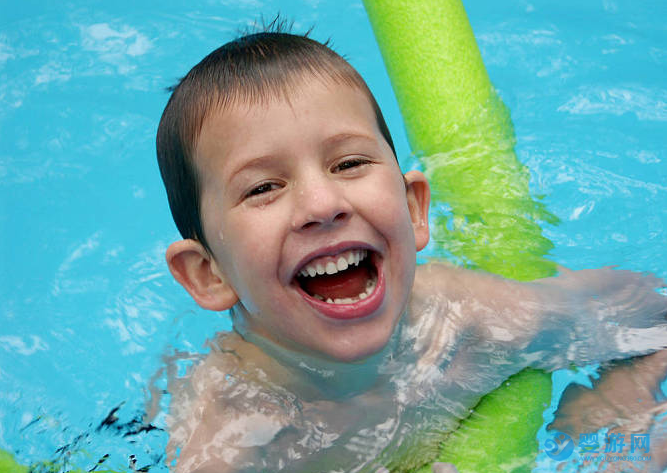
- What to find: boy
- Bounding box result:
[156,31,667,472]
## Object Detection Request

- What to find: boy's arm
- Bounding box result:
[551,350,667,435]
[413,262,667,371]
[550,350,667,470]
[527,266,667,369]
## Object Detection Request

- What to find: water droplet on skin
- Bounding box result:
[218,229,224,241]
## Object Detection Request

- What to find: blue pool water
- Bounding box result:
[1,0,666,471]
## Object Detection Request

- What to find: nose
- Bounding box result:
[292,175,352,232]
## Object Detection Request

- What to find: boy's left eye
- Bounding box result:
[333,157,370,172]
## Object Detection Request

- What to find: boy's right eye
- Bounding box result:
[245,182,280,198]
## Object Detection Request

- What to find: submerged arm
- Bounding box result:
[526,267,667,370]
[551,349,667,435]
[414,263,667,375]
[550,349,667,471]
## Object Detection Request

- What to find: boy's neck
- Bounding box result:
[234,317,407,400]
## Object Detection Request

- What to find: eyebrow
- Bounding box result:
[226,132,378,183]
[321,132,377,150]
[226,154,277,185]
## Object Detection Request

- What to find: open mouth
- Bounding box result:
[293,248,384,320]
[296,249,377,303]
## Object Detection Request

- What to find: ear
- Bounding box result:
[166,239,239,311]
[404,170,431,251]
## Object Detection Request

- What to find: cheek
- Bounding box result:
[200,192,288,316]
[363,174,415,239]
[223,225,266,273]
[218,210,284,295]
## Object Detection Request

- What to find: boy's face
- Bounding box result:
[189,77,429,362]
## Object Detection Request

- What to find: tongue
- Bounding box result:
[300,264,371,300]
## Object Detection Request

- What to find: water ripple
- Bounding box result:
[558,85,667,121]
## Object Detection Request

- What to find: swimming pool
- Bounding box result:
[1,0,666,471]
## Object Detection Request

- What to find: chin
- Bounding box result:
[319,327,394,364]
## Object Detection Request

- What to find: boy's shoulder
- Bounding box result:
[412,260,537,309]
[167,332,303,471]
[411,261,478,314]
[409,261,542,339]
[191,332,296,391]
[412,261,457,297]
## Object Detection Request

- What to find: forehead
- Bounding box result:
[193,78,382,178]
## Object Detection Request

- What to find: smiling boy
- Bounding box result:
[158,30,430,365]
[157,31,667,472]
[175,77,426,363]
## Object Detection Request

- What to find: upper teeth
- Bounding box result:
[298,249,368,278]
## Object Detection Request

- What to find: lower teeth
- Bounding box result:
[313,274,377,305]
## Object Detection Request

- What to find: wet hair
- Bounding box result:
[156,26,396,253]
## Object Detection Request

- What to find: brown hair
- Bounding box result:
[156,29,396,253]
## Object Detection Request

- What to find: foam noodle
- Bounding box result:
[0,450,28,473]
[362,0,557,471]
[363,0,558,282]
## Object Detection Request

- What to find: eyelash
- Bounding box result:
[333,157,371,172]
[245,182,281,198]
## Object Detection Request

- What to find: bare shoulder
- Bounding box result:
[412,261,535,310]
[412,261,464,301]
[186,332,260,397]
[174,330,298,412]
[410,261,548,349]
[167,332,295,473]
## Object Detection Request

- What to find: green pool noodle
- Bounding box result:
[0,449,28,473]
[0,448,121,473]
[363,0,558,282]
[412,369,552,473]
[362,0,557,472]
